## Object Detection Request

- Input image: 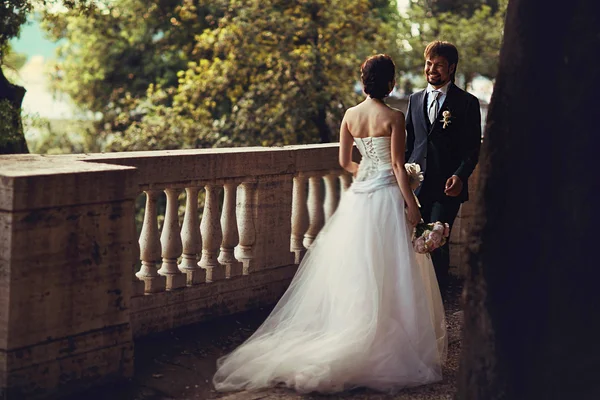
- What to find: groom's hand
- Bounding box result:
[444,175,463,197]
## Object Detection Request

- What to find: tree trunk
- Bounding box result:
[0,67,29,154]
[314,106,331,143]
[459,1,600,399]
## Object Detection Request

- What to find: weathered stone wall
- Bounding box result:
[130,265,298,337]
[0,155,137,399]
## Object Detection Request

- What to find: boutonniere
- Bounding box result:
[440,110,452,129]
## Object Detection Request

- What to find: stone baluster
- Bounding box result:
[131,208,145,297]
[303,172,325,249]
[157,188,186,290]
[236,181,257,274]
[323,171,339,222]
[339,172,352,197]
[199,184,225,282]
[136,190,166,293]
[290,174,309,264]
[218,182,243,278]
[179,186,205,285]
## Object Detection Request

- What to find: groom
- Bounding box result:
[405,41,481,293]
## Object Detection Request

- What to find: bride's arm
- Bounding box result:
[390,111,421,227]
[339,111,359,175]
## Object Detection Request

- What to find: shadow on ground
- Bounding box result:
[62,276,464,400]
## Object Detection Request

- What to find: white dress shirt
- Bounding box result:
[426,81,451,118]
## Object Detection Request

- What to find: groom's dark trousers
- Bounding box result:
[418,196,461,292]
[405,82,481,293]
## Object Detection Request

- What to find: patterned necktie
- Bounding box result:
[428,90,441,125]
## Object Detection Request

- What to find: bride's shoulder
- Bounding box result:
[343,104,358,118]
[345,103,362,113]
[388,107,405,121]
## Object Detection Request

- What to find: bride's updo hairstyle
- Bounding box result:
[361,54,395,99]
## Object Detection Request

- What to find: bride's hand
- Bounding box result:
[406,204,421,227]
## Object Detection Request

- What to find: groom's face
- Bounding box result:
[424,55,455,88]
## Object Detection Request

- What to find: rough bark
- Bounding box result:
[0,67,29,154]
[458,1,600,399]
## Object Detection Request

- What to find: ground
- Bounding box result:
[63,276,464,400]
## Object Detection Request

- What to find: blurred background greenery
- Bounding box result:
[1,0,506,155]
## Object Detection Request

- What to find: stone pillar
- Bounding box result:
[235,181,257,274]
[290,174,309,264]
[137,190,166,293]
[199,184,225,282]
[218,182,243,278]
[0,155,137,398]
[158,188,186,290]
[179,186,205,285]
[338,172,352,199]
[303,172,325,249]
[323,171,339,222]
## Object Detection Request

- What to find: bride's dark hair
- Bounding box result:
[361,54,395,99]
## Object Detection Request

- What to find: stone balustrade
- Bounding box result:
[0,144,477,398]
[0,144,350,398]
[77,146,353,338]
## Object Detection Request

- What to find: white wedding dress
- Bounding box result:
[213,136,447,394]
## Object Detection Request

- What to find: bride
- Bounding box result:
[213,54,447,394]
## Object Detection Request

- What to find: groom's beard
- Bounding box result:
[427,75,446,86]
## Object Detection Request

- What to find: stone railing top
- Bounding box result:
[0,154,132,177]
[0,154,137,211]
[0,144,344,211]
[78,144,342,188]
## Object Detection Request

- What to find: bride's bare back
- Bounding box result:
[344,97,403,138]
[338,96,420,226]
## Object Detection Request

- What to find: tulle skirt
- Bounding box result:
[213,169,447,394]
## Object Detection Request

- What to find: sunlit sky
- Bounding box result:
[9,17,72,119]
[8,0,492,121]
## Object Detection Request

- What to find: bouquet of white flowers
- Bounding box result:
[413,221,450,254]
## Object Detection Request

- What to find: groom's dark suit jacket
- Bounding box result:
[405,82,481,203]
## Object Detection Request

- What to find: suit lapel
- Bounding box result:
[416,90,429,133]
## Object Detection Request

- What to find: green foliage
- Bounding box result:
[1,1,93,62]
[0,0,32,57]
[43,0,216,113]
[398,0,507,88]
[0,0,94,155]
[46,0,401,150]
[419,0,499,16]
[43,0,227,149]
[25,116,101,154]
[2,44,28,71]
[3,0,507,155]
[0,99,24,148]
[136,0,402,147]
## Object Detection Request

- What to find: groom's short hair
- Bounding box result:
[424,41,459,69]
